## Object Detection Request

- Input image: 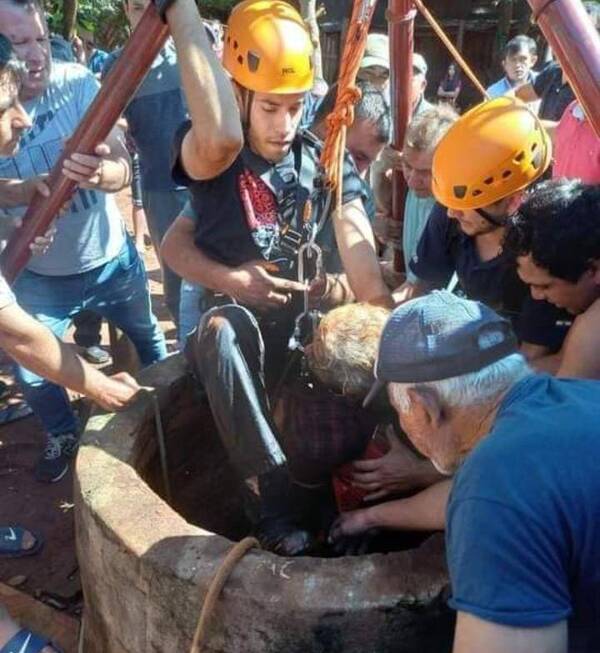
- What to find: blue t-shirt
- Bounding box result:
[103,39,188,192]
[88,49,109,76]
[447,374,600,652]
[409,203,571,349]
[0,61,125,276]
[486,71,537,99]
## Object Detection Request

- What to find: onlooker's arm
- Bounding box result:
[0,177,49,208]
[161,215,304,309]
[334,198,393,306]
[0,302,139,411]
[163,0,243,180]
[329,480,452,542]
[555,305,600,379]
[391,205,454,304]
[392,278,431,305]
[453,614,567,653]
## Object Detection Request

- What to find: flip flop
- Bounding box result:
[0,526,44,558]
[0,629,63,653]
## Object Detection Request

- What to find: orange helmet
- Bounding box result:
[223,0,314,94]
[432,97,552,210]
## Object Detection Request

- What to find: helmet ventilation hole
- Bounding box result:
[453,185,467,199]
[248,51,260,72]
[472,189,482,197]
[237,55,244,65]
[233,40,239,50]
[502,170,512,179]
[484,177,494,185]
[514,151,525,163]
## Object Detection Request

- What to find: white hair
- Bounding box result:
[389,353,532,413]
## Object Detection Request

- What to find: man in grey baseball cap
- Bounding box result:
[334,290,600,653]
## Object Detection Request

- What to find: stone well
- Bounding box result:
[75,354,454,653]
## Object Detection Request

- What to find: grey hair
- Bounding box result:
[388,353,532,413]
[404,103,458,153]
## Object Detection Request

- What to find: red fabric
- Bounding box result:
[333,437,389,513]
[238,169,278,230]
[553,101,600,183]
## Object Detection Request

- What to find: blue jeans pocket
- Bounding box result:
[117,237,141,272]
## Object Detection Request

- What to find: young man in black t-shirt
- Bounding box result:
[157,0,390,555]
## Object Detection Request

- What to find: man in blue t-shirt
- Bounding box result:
[0,0,167,483]
[361,291,600,653]
[486,35,538,103]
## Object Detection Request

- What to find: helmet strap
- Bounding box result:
[475,207,509,228]
[241,88,255,132]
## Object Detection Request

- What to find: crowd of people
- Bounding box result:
[0,0,599,650]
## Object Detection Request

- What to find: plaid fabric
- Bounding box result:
[275,379,381,485]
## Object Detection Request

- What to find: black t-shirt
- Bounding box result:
[409,204,571,350]
[534,62,576,122]
[171,121,368,275]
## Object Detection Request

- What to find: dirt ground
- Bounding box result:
[0,188,175,634]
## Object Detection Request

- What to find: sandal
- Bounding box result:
[0,526,43,558]
[0,629,63,653]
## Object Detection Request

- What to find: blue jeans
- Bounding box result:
[13,238,167,436]
[178,280,204,346]
[184,303,296,479]
[142,188,188,326]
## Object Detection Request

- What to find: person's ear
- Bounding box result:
[506,191,524,216]
[530,54,538,68]
[406,385,444,430]
[590,260,600,286]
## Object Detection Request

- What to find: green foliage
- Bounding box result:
[44,0,239,46]
[44,0,128,47]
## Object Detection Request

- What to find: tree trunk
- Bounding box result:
[299,0,324,81]
[62,0,79,40]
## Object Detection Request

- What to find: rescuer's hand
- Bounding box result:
[225,261,306,310]
[29,223,57,257]
[352,428,440,502]
[91,372,141,412]
[62,142,113,189]
[328,509,378,554]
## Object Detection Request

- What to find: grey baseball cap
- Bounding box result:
[363,291,518,407]
[360,33,390,70]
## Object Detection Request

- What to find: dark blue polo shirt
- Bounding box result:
[447,374,600,652]
[409,203,571,349]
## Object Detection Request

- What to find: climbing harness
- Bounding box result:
[288,241,324,352]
